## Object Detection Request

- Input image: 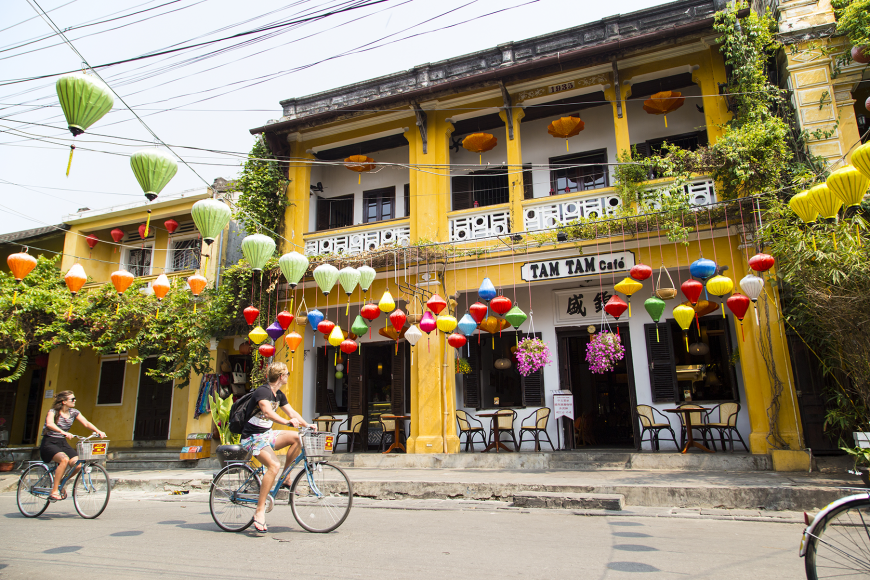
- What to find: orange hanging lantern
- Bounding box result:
[285,331,303,371]
[547,116,585,151]
[7,251,38,305]
[110,270,134,296]
[643,91,685,128]
[462,133,497,164]
[64,263,87,318]
[188,274,207,314]
[345,155,375,184]
[151,274,170,319]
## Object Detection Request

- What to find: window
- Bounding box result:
[125,245,153,277]
[549,150,608,195]
[168,238,201,272]
[97,358,126,405]
[363,187,395,223]
[404,183,410,217]
[633,131,708,179]
[316,194,354,231]
[451,168,509,211]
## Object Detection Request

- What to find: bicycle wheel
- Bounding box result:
[17,464,52,518]
[806,496,870,579]
[73,463,111,519]
[210,464,260,532]
[290,461,352,533]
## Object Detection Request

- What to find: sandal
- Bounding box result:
[253,518,268,534]
[49,492,63,502]
[59,489,67,500]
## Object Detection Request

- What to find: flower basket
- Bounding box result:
[586,332,625,374]
[515,337,551,377]
[455,357,472,375]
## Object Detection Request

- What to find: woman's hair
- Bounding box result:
[266,362,288,383]
[52,390,74,412]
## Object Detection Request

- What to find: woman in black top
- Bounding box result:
[41,390,106,501]
[239,362,312,533]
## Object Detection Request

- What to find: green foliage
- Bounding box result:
[209,390,238,445]
[832,0,870,48]
[231,137,289,237]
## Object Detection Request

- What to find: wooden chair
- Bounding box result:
[378,416,405,452]
[313,414,338,434]
[574,415,596,447]
[676,404,716,451]
[518,408,555,451]
[636,405,678,452]
[334,415,364,452]
[705,402,749,452]
[487,409,519,451]
[456,410,486,452]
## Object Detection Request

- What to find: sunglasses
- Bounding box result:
[67,398,76,402]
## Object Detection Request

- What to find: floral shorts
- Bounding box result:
[240,430,278,457]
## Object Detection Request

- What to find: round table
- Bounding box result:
[380,415,410,453]
[663,408,714,454]
[477,412,515,453]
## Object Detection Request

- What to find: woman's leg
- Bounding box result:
[254,446,279,529]
[59,456,81,495]
[273,430,301,474]
[49,452,69,498]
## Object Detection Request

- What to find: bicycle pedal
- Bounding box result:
[265,495,274,514]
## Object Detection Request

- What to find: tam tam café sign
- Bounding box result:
[520,252,635,282]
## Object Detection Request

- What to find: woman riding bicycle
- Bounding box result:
[41,390,106,502]
[239,362,313,533]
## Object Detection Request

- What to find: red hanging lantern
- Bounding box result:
[630,264,652,281]
[86,234,99,250]
[748,253,775,273]
[447,333,467,349]
[489,295,512,317]
[469,302,488,323]
[277,310,294,329]
[604,295,628,320]
[243,306,260,325]
[318,319,335,337]
[389,309,407,332]
[110,228,125,243]
[164,219,179,235]
[726,293,751,341]
[138,223,149,240]
[360,303,380,322]
[340,339,358,354]
[426,294,447,315]
[259,343,275,358]
[681,279,703,305]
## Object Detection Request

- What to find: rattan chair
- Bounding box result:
[705,402,748,452]
[378,416,405,452]
[636,405,678,452]
[676,404,717,451]
[487,409,518,451]
[518,408,555,451]
[334,415,364,452]
[314,414,338,434]
[456,410,487,452]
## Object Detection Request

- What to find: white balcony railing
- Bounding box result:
[449,207,511,242]
[304,223,411,256]
[647,178,717,209]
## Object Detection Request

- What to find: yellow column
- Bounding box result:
[605,81,631,158]
[692,49,731,145]
[404,127,420,452]
[499,106,526,234]
[60,227,90,273]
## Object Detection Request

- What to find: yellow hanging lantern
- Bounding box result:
[827,165,870,209]
[328,325,344,347]
[547,116,585,151]
[705,275,734,318]
[249,326,268,345]
[436,314,457,333]
[642,91,685,128]
[344,155,375,184]
[614,277,643,317]
[673,304,696,351]
[789,190,818,224]
[461,132,497,164]
[378,290,396,313]
[852,142,870,180]
[808,182,844,249]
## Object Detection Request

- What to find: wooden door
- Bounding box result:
[134,358,173,440]
[347,350,365,451]
[787,333,839,452]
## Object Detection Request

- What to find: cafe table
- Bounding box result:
[477,411,514,453]
[313,416,340,433]
[663,407,714,454]
[380,414,410,454]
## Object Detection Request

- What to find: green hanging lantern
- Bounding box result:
[191,198,231,245]
[278,252,309,289]
[130,149,178,201]
[338,267,360,296]
[351,314,370,336]
[241,234,276,272]
[358,265,376,294]
[313,263,339,296]
[56,73,114,137]
[644,296,666,341]
[504,305,528,329]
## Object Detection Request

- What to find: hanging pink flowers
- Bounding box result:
[585,332,625,374]
[515,337,551,377]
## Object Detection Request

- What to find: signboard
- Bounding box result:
[521,251,635,282]
[548,81,575,94]
[553,391,574,420]
[44,389,54,399]
[554,287,622,325]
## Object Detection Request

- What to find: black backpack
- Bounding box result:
[228,392,256,435]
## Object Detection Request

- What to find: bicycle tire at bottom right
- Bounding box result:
[806,496,870,579]
[289,462,352,533]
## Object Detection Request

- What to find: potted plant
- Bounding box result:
[843,446,870,487]
[585,331,625,374]
[455,357,471,375]
[515,337,552,377]
[209,390,245,467]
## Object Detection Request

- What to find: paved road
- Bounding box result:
[0,491,806,579]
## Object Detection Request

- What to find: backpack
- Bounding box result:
[228,392,256,435]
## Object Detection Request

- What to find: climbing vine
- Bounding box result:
[231,137,289,238]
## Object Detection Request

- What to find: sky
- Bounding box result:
[0,0,652,235]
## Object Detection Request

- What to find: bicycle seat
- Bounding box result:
[215,444,247,463]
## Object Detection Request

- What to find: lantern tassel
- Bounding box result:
[754,305,759,326]
[155,307,159,319]
[656,324,660,342]
[857,223,862,247]
[144,209,152,238]
[684,332,688,351]
[832,231,837,251]
[291,357,294,372]
[346,300,349,316]
[695,314,700,334]
[12,291,17,306]
[479,154,482,165]
[67,304,73,318]
[740,321,745,342]
[566,139,569,152]
[628,300,632,318]
[664,115,668,128]
[358,174,361,184]
[116,303,119,315]
[812,234,817,252]
[194,303,197,315]
[66,145,75,177]
[721,302,726,318]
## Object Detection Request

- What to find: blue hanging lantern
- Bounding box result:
[307,308,324,331]
[456,313,478,336]
[689,258,717,280]
[266,321,284,341]
[478,277,497,302]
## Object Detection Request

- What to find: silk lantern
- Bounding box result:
[644,296,666,341]
[852,142,870,180]
[151,274,170,318]
[462,133,497,164]
[164,219,178,235]
[673,303,696,351]
[243,305,260,325]
[130,149,177,202]
[469,302,488,323]
[318,320,336,338]
[340,339,358,355]
[489,295,512,317]
[690,258,717,281]
[86,234,99,257]
[630,264,653,281]
[478,278,497,302]
[681,279,703,305]
[420,310,437,350]
[266,321,285,341]
[478,316,511,335]
[344,155,375,183]
[285,331,303,370]
[328,326,344,347]
[789,189,820,251]
[259,343,275,358]
[740,274,765,325]
[547,116,585,151]
[706,275,733,318]
[277,310,294,329]
[241,234,276,273]
[7,252,37,287]
[427,294,447,315]
[457,313,478,337]
[404,323,423,365]
[358,265,376,295]
[504,306,528,331]
[110,228,125,249]
[691,300,719,318]
[110,270,135,296]
[310,263,337,296]
[436,314,457,333]
[191,198,231,245]
[604,295,628,321]
[338,267,360,315]
[726,293,751,341]
[389,309,407,332]
[248,326,268,345]
[187,273,207,314]
[808,183,842,220]
[279,252,309,289]
[749,253,775,273]
[307,309,325,346]
[351,314,370,337]
[138,224,149,240]
[378,290,395,313]
[614,277,643,317]
[642,90,685,127]
[447,333,467,349]
[65,264,87,308]
[56,73,114,175]
[238,341,252,356]
[827,165,870,209]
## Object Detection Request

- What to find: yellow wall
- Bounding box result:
[0,234,65,273]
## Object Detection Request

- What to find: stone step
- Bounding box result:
[108,449,184,461]
[548,461,632,471]
[106,458,220,470]
[512,491,624,510]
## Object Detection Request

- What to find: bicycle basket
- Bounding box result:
[77,440,109,461]
[301,432,334,457]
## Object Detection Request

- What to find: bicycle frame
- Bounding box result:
[229,447,327,506]
[25,457,93,498]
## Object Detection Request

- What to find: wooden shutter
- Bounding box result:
[523,164,534,200]
[452,175,473,210]
[521,332,544,406]
[316,197,329,231]
[347,351,363,416]
[463,340,481,408]
[404,183,410,217]
[97,359,126,405]
[315,347,327,414]
[391,342,404,415]
[644,323,679,403]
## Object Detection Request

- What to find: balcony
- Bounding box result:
[448,204,511,242]
[304,219,411,256]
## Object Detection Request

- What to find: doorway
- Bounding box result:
[558,327,638,448]
[364,344,395,449]
[133,358,173,441]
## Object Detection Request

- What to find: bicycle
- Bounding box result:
[800,488,870,578]
[16,433,111,519]
[209,426,352,533]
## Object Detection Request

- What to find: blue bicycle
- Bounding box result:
[209,427,352,533]
[16,433,111,519]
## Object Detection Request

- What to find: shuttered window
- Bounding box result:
[644,322,679,402]
[363,186,395,223]
[316,194,354,231]
[315,347,328,414]
[451,168,509,210]
[391,342,405,416]
[97,359,126,405]
[463,340,481,409]
[404,183,410,217]
[523,163,534,200]
[520,332,544,406]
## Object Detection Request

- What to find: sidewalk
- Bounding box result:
[1,465,858,512]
